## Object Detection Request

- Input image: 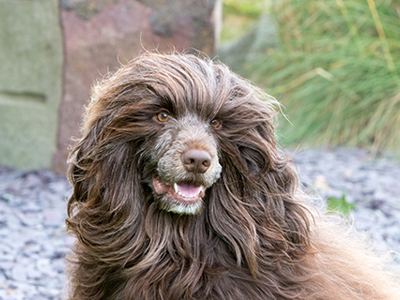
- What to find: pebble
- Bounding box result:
[0,147,399,299]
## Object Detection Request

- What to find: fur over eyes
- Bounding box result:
[66,52,400,300]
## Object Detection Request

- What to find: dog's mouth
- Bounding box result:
[152,175,206,203]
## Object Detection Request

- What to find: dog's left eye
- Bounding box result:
[157,112,169,122]
[210,119,221,128]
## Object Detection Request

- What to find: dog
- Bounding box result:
[66,52,400,299]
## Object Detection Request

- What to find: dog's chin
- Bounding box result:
[152,175,206,215]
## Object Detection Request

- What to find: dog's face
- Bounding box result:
[74,53,280,216]
[151,112,222,214]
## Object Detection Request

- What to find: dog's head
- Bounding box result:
[67,54,312,292]
[68,53,296,218]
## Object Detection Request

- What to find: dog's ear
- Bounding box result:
[209,99,311,276]
[67,111,117,207]
[209,146,310,277]
[246,121,311,250]
[67,109,147,222]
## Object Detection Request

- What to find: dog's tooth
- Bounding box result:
[197,186,204,195]
[174,183,179,193]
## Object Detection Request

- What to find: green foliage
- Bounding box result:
[248,0,400,151]
[220,14,255,42]
[223,0,265,18]
[327,193,355,216]
[221,0,264,43]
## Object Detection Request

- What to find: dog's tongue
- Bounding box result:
[176,182,201,195]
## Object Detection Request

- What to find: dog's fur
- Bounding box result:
[66,53,400,299]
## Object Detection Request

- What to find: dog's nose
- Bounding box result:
[181,149,211,173]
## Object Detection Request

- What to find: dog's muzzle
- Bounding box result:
[151,121,222,214]
[153,148,212,204]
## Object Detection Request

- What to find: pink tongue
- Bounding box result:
[177,182,200,195]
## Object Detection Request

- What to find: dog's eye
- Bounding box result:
[157,112,169,122]
[210,119,221,128]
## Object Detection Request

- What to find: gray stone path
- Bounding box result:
[0,168,71,300]
[0,148,399,299]
[295,148,400,263]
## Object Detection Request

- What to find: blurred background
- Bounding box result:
[220,0,400,154]
[0,0,399,172]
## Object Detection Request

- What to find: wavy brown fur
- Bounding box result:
[66,52,400,299]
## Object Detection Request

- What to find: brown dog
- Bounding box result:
[66,53,400,299]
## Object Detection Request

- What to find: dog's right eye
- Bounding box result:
[157,112,169,122]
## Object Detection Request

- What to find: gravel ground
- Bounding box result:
[0,147,399,300]
[294,148,400,267]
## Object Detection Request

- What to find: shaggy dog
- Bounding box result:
[66,53,400,299]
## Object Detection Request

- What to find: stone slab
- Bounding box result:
[0,0,63,170]
[53,0,221,173]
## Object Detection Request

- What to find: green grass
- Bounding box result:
[327,193,355,216]
[223,0,265,18]
[246,0,400,151]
